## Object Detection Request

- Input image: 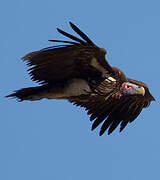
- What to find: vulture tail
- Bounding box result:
[6,86,47,101]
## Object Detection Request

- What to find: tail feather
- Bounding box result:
[6,86,46,101]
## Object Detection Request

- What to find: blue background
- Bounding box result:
[1,0,159,180]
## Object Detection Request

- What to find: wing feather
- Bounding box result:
[48,39,79,45]
[70,93,147,135]
[57,28,86,44]
[22,22,113,85]
[69,22,95,45]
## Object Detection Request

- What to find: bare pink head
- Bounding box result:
[120,82,145,98]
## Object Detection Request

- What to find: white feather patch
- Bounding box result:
[104,76,116,83]
[104,79,111,83]
[107,76,116,82]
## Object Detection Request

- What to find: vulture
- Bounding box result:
[6,22,155,135]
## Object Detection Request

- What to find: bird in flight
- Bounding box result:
[6,22,155,135]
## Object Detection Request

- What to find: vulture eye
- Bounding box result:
[127,85,131,89]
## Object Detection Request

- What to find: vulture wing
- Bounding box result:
[70,78,154,136]
[22,22,114,85]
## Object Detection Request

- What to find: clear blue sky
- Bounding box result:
[1,0,159,180]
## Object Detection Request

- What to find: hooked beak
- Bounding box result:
[135,86,145,96]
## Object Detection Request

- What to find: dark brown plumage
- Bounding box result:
[6,22,155,135]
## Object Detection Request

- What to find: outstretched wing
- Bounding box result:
[69,76,154,136]
[70,92,147,136]
[22,22,114,85]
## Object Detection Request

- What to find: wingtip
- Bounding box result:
[57,28,61,32]
[99,130,104,136]
[69,21,76,30]
[108,130,112,135]
[119,126,124,133]
[69,21,73,25]
[108,127,115,135]
[91,125,96,131]
[69,21,75,28]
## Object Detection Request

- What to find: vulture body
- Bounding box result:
[6,22,155,135]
